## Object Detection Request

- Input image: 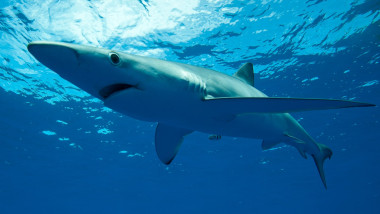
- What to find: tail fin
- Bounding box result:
[312,143,333,189]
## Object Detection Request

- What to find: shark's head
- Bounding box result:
[28,41,207,121]
[28,41,148,101]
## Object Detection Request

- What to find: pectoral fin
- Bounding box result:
[155,123,193,165]
[203,97,375,114]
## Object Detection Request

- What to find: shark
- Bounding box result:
[28,41,375,188]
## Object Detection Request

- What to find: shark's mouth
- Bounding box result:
[99,83,134,99]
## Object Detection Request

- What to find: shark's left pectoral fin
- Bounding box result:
[203,97,375,114]
[155,123,193,165]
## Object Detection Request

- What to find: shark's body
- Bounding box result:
[28,41,375,188]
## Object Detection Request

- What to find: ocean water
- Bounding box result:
[0,0,379,213]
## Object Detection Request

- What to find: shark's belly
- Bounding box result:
[180,112,291,141]
[218,113,289,139]
[104,81,293,142]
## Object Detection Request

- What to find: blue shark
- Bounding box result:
[28,41,375,188]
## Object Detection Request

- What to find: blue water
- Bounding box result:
[1,0,379,213]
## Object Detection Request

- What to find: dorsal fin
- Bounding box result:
[233,63,254,87]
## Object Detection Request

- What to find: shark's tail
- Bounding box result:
[311,143,333,189]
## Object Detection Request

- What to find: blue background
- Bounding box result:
[0,0,379,213]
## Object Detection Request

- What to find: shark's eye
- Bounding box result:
[109,52,121,65]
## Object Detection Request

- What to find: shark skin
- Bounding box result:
[28,41,375,189]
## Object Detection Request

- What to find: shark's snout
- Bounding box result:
[28,41,79,74]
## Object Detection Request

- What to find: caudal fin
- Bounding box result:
[312,143,333,189]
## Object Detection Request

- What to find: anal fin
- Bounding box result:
[155,123,193,165]
[283,132,307,159]
[261,139,281,150]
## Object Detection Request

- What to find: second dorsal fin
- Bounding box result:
[233,63,254,87]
